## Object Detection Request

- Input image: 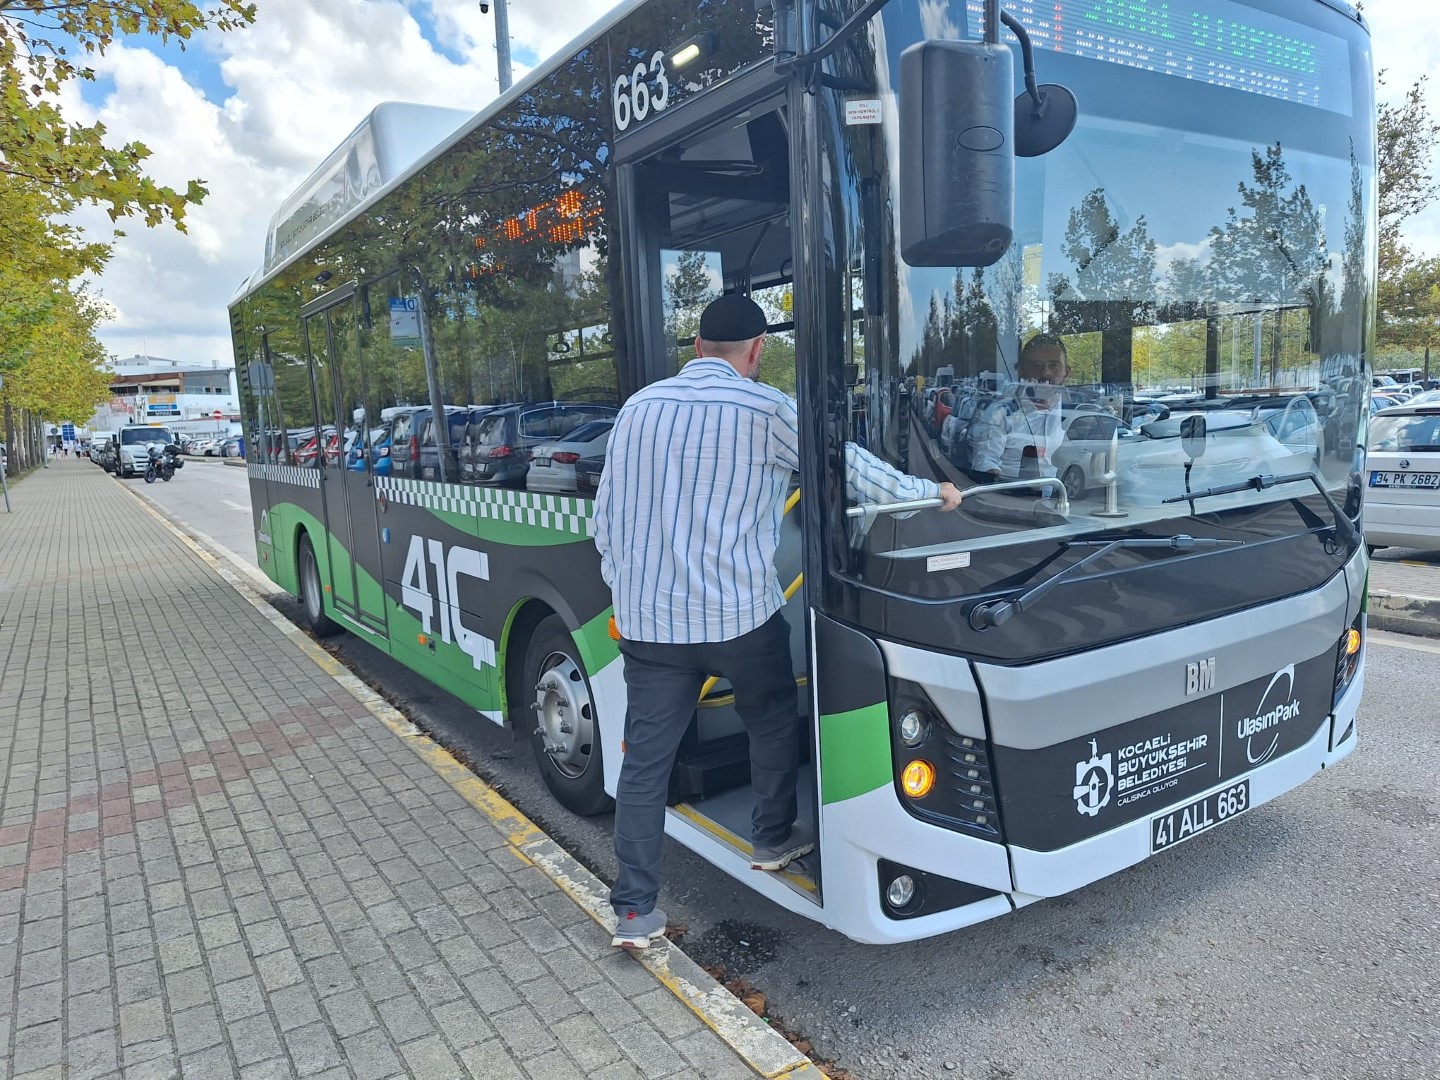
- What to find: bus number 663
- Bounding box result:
[613,50,670,131]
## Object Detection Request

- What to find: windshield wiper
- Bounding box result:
[1162,470,1360,549]
[970,534,1242,629]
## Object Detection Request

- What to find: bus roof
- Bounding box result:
[233,0,653,305]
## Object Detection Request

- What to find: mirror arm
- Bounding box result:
[998,9,1044,114]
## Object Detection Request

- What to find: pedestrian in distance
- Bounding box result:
[593,294,961,950]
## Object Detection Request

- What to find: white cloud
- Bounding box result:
[1365,0,1440,257]
[73,0,619,364]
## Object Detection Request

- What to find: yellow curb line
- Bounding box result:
[123,485,826,1080]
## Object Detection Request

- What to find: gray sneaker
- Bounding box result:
[611,907,668,950]
[750,824,814,871]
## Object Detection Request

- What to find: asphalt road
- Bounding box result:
[128,460,1440,1080]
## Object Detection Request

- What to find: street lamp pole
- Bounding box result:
[487,0,513,93]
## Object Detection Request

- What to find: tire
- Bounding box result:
[1062,465,1085,501]
[297,534,340,637]
[523,614,611,816]
[144,465,156,484]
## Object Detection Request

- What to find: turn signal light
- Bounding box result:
[901,760,936,799]
[1344,628,1361,657]
[607,616,621,641]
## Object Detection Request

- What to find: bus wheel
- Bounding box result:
[524,615,611,816]
[297,534,340,638]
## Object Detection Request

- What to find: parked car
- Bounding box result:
[90,434,114,466]
[526,419,615,494]
[1364,403,1440,551]
[219,436,245,458]
[383,408,428,478]
[574,450,606,496]
[415,407,477,481]
[1405,389,1440,406]
[1052,409,1139,500]
[1119,409,1315,505]
[468,402,618,487]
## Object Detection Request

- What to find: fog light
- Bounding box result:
[885,874,916,909]
[898,709,928,747]
[901,759,936,798]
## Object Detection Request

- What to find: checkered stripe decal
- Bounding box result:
[373,477,595,536]
[248,463,322,489]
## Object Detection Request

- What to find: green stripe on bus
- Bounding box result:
[820,703,892,805]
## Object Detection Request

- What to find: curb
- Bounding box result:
[120,483,825,1080]
[1367,588,1440,638]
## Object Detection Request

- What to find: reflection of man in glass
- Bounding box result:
[969,334,1071,483]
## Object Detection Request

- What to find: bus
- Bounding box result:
[230,0,1372,944]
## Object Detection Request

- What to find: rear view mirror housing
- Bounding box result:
[899,40,1014,268]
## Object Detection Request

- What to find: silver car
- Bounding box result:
[525,420,615,494]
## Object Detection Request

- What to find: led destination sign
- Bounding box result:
[967,0,1352,115]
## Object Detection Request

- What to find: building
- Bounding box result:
[83,355,241,438]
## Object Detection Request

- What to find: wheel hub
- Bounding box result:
[533,654,595,778]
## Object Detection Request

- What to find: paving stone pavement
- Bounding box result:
[0,460,762,1079]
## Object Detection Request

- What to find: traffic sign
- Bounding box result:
[212,410,224,420]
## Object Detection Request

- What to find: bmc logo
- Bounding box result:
[1185,657,1217,696]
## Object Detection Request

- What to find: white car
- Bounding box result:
[1052,409,1140,500]
[1119,409,1316,506]
[525,420,614,494]
[1364,403,1440,551]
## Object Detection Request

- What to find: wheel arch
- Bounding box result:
[499,572,617,736]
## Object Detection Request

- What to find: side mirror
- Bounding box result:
[899,40,1014,267]
[1181,415,1207,461]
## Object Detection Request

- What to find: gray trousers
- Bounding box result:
[610,612,801,916]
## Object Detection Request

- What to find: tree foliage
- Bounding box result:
[0,0,255,228]
[1376,73,1440,350]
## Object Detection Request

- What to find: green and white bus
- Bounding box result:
[231,0,1372,943]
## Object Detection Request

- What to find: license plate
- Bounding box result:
[1150,780,1250,853]
[1370,471,1440,489]
[533,459,549,467]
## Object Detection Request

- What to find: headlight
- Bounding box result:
[898,709,929,747]
[1333,618,1363,705]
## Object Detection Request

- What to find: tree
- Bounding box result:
[1376,73,1440,351]
[0,0,255,231]
[1046,188,1158,385]
[1206,144,1328,383]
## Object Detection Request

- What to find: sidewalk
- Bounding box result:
[1366,552,1440,638]
[0,461,807,1080]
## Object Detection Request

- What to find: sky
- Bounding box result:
[44,0,1440,367]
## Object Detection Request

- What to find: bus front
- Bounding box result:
[804,0,1370,942]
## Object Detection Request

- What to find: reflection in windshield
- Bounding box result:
[837,0,1370,569]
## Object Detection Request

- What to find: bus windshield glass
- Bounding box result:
[837,0,1371,583]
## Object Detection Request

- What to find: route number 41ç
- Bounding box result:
[613,50,670,131]
[400,536,497,672]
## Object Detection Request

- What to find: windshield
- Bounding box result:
[121,428,174,446]
[560,419,614,445]
[832,0,1370,587]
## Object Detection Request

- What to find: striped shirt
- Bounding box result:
[594,358,939,644]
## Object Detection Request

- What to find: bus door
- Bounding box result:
[304,288,388,634]
[615,80,819,899]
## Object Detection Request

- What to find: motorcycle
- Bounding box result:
[144,443,183,484]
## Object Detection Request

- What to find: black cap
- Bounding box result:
[698,294,767,343]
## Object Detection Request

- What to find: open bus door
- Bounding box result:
[614,74,821,909]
